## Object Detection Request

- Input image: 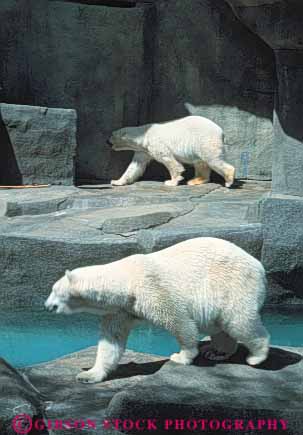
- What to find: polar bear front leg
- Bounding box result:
[169,320,199,365]
[156,156,185,186]
[77,313,134,383]
[207,159,235,188]
[111,151,151,186]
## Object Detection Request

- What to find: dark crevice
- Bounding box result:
[50,0,137,7]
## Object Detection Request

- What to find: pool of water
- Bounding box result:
[0,308,302,368]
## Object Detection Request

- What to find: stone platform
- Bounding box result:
[0,180,271,308]
[1,342,301,435]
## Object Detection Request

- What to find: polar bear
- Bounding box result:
[45,237,269,384]
[108,115,235,187]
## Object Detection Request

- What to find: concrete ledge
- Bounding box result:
[0,182,268,308]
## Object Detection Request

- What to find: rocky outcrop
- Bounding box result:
[19,343,303,435]
[0,181,270,308]
[0,358,46,435]
[23,347,165,435]
[107,343,303,435]
[261,195,303,301]
[0,104,77,185]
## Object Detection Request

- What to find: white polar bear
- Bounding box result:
[108,115,235,187]
[45,237,269,384]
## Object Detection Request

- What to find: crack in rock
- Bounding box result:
[99,207,195,235]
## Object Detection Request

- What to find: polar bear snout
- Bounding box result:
[45,294,62,313]
[45,289,72,314]
[45,300,58,312]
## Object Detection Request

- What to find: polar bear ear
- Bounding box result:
[65,270,76,284]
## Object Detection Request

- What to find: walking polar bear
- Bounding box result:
[45,237,269,384]
[108,113,235,187]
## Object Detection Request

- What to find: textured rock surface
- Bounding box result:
[151,0,275,180]
[225,0,303,50]
[20,344,303,435]
[272,50,303,196]
[0,358,45,435]
[0,0,275,182]
[23,348,164,435]
[0,181,270,307]
[0,104,77,185]
[225,1,303,196]
[106,342,303,435]
[261,194,303,302]
[0,186,78,217]
[0,0,148,183]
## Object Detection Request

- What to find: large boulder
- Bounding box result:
[106,343,303,435]
[0,358,45,435]
[261,194,303,302]
[0,104,77,186]
[23,347,165,435]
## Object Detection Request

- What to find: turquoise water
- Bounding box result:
[0,308,302,368]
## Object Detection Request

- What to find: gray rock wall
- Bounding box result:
[0,0,276,183]
[151,0,275,180]
[0,0,149,183]
[225,0,303,196]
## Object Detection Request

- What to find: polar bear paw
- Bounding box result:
[164,176,184,187]
[111,179,127,186]
[224,166,235,188]
[170,352,192,365]
[246,354,267,366]
[76,369,106,384]
[170,348,198,365]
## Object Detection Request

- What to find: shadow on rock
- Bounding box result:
[195,342,302,371]
[82,359,168,381]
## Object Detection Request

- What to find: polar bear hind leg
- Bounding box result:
[169,318,200,364]
[202,331,238,361]
[208,159,235,188]
[156,155,185,186]
[187,161,211,186]
[226,314,270,366]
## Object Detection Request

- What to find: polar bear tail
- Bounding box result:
[184,102,196,115]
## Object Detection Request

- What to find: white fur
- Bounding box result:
[109,115,235,187]
[45,237,269,384]
[110,116,235,187]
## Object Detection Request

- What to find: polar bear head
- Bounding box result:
[45,270,84,315]
[45,269,124,316]
[108,125,149,151]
